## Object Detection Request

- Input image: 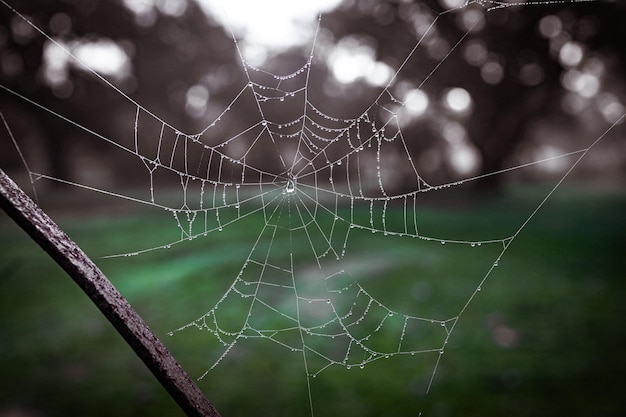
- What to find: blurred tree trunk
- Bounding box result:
[472,86,553,195]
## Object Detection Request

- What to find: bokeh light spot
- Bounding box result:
[538,15,562,39]
[445,87,472,113]
[559,41,584,67]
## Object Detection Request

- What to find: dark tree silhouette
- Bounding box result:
[1,0,624,191]
[320,0,626,192]
[0,0,239,184]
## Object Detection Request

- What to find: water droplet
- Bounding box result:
[441,240,446,245]
[346,365,351,370]
[360,364,364,369]
[384,354,389,359]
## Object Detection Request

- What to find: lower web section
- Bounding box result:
[169,186,507,416]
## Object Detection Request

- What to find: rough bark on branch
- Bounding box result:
[0,168,221,417]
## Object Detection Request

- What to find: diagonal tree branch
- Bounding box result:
[0,168,221,417]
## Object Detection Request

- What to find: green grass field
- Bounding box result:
[1,185,625,417]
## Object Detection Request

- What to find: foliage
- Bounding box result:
[1,1,625,188]
[321,0,626,187]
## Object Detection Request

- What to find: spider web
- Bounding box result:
[0,0,622,416]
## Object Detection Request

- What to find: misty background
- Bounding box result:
[0,0,624,194]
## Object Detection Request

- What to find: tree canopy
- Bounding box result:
[1,0,624,189]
